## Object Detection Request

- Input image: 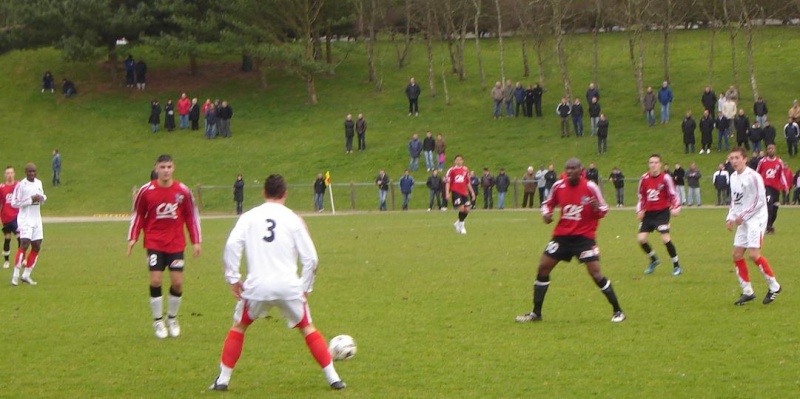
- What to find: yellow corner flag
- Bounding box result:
[325,171,331,186]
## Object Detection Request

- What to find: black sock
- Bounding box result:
[640,242,657,262]
[3,238,9,260]
[595,277,622,312]
[169,286,182,297]
[150,285,162,298]
[532,274,550,316]
[665,241,679,266]
[458,211,467,222]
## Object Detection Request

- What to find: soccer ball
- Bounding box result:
[328,335,357,361]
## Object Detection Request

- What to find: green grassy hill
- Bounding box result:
[1,27,799,215]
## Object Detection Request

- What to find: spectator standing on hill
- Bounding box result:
[41,71,54,93]
[586,83,600,104]
[572,98,584,137]
[124,55,136,88]
[426,169,444,211]
[588,97,601,136]
[734,109,751,150]
[422,131,435,172]
[597,114,609,154]
[62,79,76,98]
[164,100,176,132]
[135,59,147,90]
[375,170,389,211]
[514,82,526,117]
[754,97,768,127]
[218,101,233,138]
[716,111,731,152]
[208,174,346,392]
[636,154,683,276]
[609,167,625,207]
[531,83,544,117]
[408,133,422,172]
[673,163,687,205]
[556,98,571,137]
[713,164,730,205]
[756,144,787,235]
[149,99,161,133]
[586,163,599,185]
[202,99,212,130]
[491,81,504,119]
[794,169,800,204]
[51,149,61,186]
[522,166,537,208]
[469,171,480,209]
[682,110,696,154]
[233,174,244,215]
[495,168,510,209]
[515,158,625,324]
[788,100,800,121]
[658,81,673,124]
[643,86,656,127]
[717,95,727,114]
[686,163,702,206]
[725,148,782,307]
[699,109,715,154]
[749,122,764,153]
[127,154,201,339]
[405,77,421,116]
[784,117,800,157]
[435,134,446,171]
[177,93,191,130]
[535,165,547,206]
[544,164,557,199]
[722,97,737,121]
[701,86,717,114]
[748,150,764,170]
[762,121,776,147]
[343,114,355,154]
[356,114,367,151]
[313,173,326,213]
[524,84,535,118]
[480,168,495,209]
[205,104,217,139]
[399,170,414,211]
[725,85,739,104]
[503,80,514,117]
[10,163,47,286]
[189,98,200,131]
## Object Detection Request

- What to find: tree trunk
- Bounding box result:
[494,0,505,83]
[241,53,253,72]
[662,27,671,82]
[313,30,323,61]
[426,31,436,97]
[326,23,333,66]
[534,35,545,85]
[592,29,599,84]
[729,27,739,89]
[399,0,412,68]
[707,26,715,86]
[473,0,486,90]
[447,38,458,73]
[521,35,530,78]
[306,74,318,104]
[745,20,758,100]
[442,62,451,105]
[553,6,571,99]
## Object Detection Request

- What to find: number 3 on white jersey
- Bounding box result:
[263,219,277,242]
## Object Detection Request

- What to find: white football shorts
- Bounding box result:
[18,222,44,241]
[233,297,312,329]
[733,216,767,249]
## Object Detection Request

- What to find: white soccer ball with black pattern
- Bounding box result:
[328,335,357,361]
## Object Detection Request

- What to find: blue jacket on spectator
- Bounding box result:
[408,138,423,158]
[399,174,414,194]
[658,86,673,105]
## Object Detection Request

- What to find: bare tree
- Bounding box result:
[700,0,724,87]
[590,0,604,84]
[513,0,532,77]
[384,0,414,69]
[530,0,549,85]
[548,0,573,100]
[722,0,743,89]
[659,0,696,82]
[354,0,378,83]
[620,0,654,108]
[494,0,506,83]
[424,2,437,97]
[471,0,487,89]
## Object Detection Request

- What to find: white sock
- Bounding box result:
[765,278,781,293]
[741,282,754,296]
[217,363,233,385]
[150,296,163,320]
[167,295,182,318]
[21,267,31,279]
[322,363,341,384]
[12,267,20,278]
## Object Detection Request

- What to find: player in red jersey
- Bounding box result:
[755,144,787,234]
[516,158,625,323]
[127,154,202,339]
[636,154,683,276]
[0,166,20,269]
[444,154,476,234]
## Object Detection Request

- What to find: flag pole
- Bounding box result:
[325,171,335,215]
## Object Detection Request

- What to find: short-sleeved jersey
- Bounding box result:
[11,178,46,225]
[128,180,201,254]
[445,165,470,196]
[636,172,680,213]
[756,156,787,191]
[223,202,318,302]
[541,177,608,240]
[0,181,19,224]
[727,167,767,222]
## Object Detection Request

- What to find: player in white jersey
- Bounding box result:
[10,163,46,286]
[209,174,345,392]
[726,148,781,306]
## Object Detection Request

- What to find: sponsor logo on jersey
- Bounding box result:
[562,204,584,221]
[175,193,185,204]
[155,203,179,219]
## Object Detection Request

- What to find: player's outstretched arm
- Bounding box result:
[126,239,137,256]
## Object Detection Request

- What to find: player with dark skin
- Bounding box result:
[19,164,44,256]
[539,159,603,282]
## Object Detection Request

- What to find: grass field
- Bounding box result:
[2,208,798,398]
[2,28,800,214]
